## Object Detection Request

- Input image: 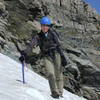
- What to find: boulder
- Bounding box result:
[81,86,99,100]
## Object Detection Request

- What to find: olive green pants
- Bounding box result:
[44,52,64,95]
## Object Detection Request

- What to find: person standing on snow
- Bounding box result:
[19,16,67,98]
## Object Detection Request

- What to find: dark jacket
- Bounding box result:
[24,29,67,66]
[24,29,61,55]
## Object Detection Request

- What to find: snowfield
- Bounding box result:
[0,53,87,100]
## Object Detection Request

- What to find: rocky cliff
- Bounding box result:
[0,0,100,100]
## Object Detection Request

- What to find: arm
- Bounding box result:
[52,30,61,47]
[52,31,68,67]
[22,35,39,56]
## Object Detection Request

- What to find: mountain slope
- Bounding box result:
[0,53,86,100]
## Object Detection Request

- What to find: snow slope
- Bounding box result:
[0,53,86,100]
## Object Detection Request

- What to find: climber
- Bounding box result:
[19,16,67,98]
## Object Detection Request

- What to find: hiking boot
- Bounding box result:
[51,91,59,98]
[59,92,63,98]
[59,94,63,98]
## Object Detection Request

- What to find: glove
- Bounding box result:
[19,50,27,62]
[20,50,27,56]
[61,55,68,67]
[19,55,25,62]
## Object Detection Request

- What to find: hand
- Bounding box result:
[19,55,25,62]
[20,50,27,56]
[61,55,68,67]
[61,59,67,67]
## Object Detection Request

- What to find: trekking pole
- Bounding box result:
[21,56,26,84]
[13,41,27,84]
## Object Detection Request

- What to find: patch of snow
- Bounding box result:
[0,53,87,100]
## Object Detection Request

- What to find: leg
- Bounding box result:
[44,57,59,96]
[54,53,64,96]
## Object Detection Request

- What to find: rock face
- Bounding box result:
[0,0,100,100]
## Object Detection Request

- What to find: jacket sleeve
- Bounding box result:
[52,31,63,54]
[52,31,61,47]
[53,31,68,66]
[23,35,39,56]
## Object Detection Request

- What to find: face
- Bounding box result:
[41,25,50,33]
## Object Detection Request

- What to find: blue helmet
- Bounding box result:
[40,16,51,25]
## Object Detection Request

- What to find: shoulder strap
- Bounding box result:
[50,28,61,39]
[49,28,61,47]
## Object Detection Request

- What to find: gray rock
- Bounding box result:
[0,0,100,99]
[81,86,99,100]
[69,53,100,87]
